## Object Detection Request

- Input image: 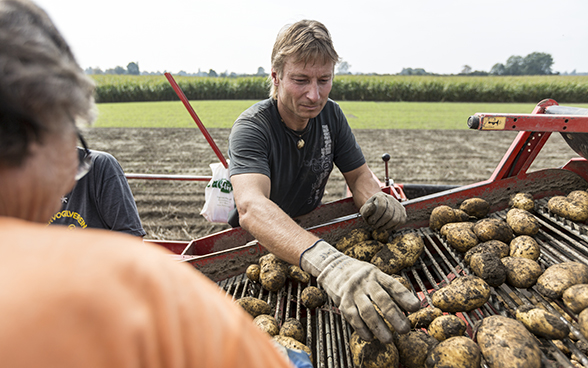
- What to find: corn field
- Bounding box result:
[91,75,588,103]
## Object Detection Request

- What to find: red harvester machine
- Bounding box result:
[151,98,588,367]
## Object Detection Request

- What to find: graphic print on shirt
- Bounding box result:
[305,124,333,205]
[47,210,88,229]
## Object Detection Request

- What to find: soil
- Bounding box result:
[83,128,578,241]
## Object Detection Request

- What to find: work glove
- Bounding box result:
[360,191,407,232]
[272,342,313,368]
[300,240,420,343]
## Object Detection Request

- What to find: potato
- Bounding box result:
[548,193,588,222]
[509,192,535,212]
[246,264,260,282]
[372,228,391,243]
[391,274,412,291]
[463,240,509,265]
[515,305,569,340]
[334,228,371,252]
[509,235,540,261]
[425,336,481,368]
[563,284,588,314]
[300,286,327,309]
[350,331,399,368]
[440,222,479,253]
[287,265,310,284]
[431,275,490,313]
[469,251,507,287]
[473,218,514,243]
[273,335,312,363]
[408,307,443,329]
[235,297,271,318]
[578,309,588,351]
[344,239,384,262]
[476,315,542,368]
[428,315,467,342]
[459,197,490,219]
[371,232,424,275]
[279,317,305,343]
[259,253,288,292]
[429,205,470,231]
[506,208,540,236]
[394,330,438,368]
[501,256,542,289]
[253,314,279,336]
[536,261,588,299]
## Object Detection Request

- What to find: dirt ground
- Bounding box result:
[83,128,578,241]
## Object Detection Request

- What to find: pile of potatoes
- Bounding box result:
[548,190,588,222]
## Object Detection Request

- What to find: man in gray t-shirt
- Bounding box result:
[228,20,419,345]
[49,148,146,237]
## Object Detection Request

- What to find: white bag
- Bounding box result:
[200,162,234,223]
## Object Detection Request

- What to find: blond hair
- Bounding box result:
[269,20,339,99]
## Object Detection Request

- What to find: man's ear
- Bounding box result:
[271,69,279,86]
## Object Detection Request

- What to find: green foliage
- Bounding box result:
[491,52,554,75]
[91,74,588,103]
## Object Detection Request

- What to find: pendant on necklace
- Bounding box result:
[297,139,305,149]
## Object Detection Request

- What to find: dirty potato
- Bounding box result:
[429,205,470,231]
[536,262,588,299]
[440,222,479,253]
[460,197,490,219]
[279,318,305,343]
[579,309,588,345]
[548,193,588,222]
[425,336,481,368]
[344,239,384,262]
[371,232,424,275]
[477,315,542,368]
[408,307,443,329]
[246,264,261,282]
[273,335,312,363]
[469,251,507,287]
[473,218,514,243]
[515,305,569,340]
[287,265,310,284]
[372,228,391,243]
[235,297,271,318]
[350,331,399,368]
[391,274,412,291]
[431,275,491,313]
[509,192,535,212]
[394,330,439,368]
[463,240,509,265]
[259,253,288,292]
[563,284,588,314]
[501,256,542,289]
[506,208,540,236]
[334,228,371,252]
[300,286,327,309]
[428,315,467,342]
[253,314,280,336]
[510,235,541,261]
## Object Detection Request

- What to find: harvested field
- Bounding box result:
[83,128,578,241]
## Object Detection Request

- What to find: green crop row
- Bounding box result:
[91,75,588,103]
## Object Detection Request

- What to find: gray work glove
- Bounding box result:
[300,240,420,343]
[360,192,407,231]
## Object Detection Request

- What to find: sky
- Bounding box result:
[35,0,588,76]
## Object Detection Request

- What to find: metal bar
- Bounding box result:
[469,113,588,133]
[125,173,211,181]
[164,72,229,168]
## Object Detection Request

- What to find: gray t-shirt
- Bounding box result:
[49,149,146,237]
[228,98,365,218]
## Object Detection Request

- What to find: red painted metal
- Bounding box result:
[164,72,229,168]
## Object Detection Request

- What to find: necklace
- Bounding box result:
[280,118,310,150]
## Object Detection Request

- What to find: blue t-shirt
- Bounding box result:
[228,98,365,218]
[48,149,146,237]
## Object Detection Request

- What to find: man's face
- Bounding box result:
[272,57,334,126]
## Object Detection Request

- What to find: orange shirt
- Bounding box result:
[0,217,293,368]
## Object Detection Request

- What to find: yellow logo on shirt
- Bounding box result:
[48,210,88,228]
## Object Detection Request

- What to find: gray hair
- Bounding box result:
[0,0,96,167]
[269,20,339,99]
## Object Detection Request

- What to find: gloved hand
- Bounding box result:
[360,191,407,232]
[300,240,420,343]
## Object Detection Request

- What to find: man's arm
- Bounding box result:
[342,163,383,209]
[231,172,319,264]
